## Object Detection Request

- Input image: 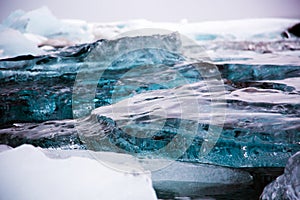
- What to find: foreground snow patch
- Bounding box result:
[0,144,157,200]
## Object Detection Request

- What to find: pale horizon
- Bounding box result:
[1,0,300,23]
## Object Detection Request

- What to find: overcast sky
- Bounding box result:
[1,0,300,22]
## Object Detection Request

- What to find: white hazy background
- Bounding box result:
[1,0,300,22]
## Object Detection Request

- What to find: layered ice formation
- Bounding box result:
[0,31,299,168]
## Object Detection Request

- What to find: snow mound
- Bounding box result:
[0,144,157,200]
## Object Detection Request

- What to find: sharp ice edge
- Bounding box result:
[260,151,300,200]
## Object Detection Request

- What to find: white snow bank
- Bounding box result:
[2,7,299,43]
[0,6,298,59]
[0,145,12,152]
[0,145,157,200]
